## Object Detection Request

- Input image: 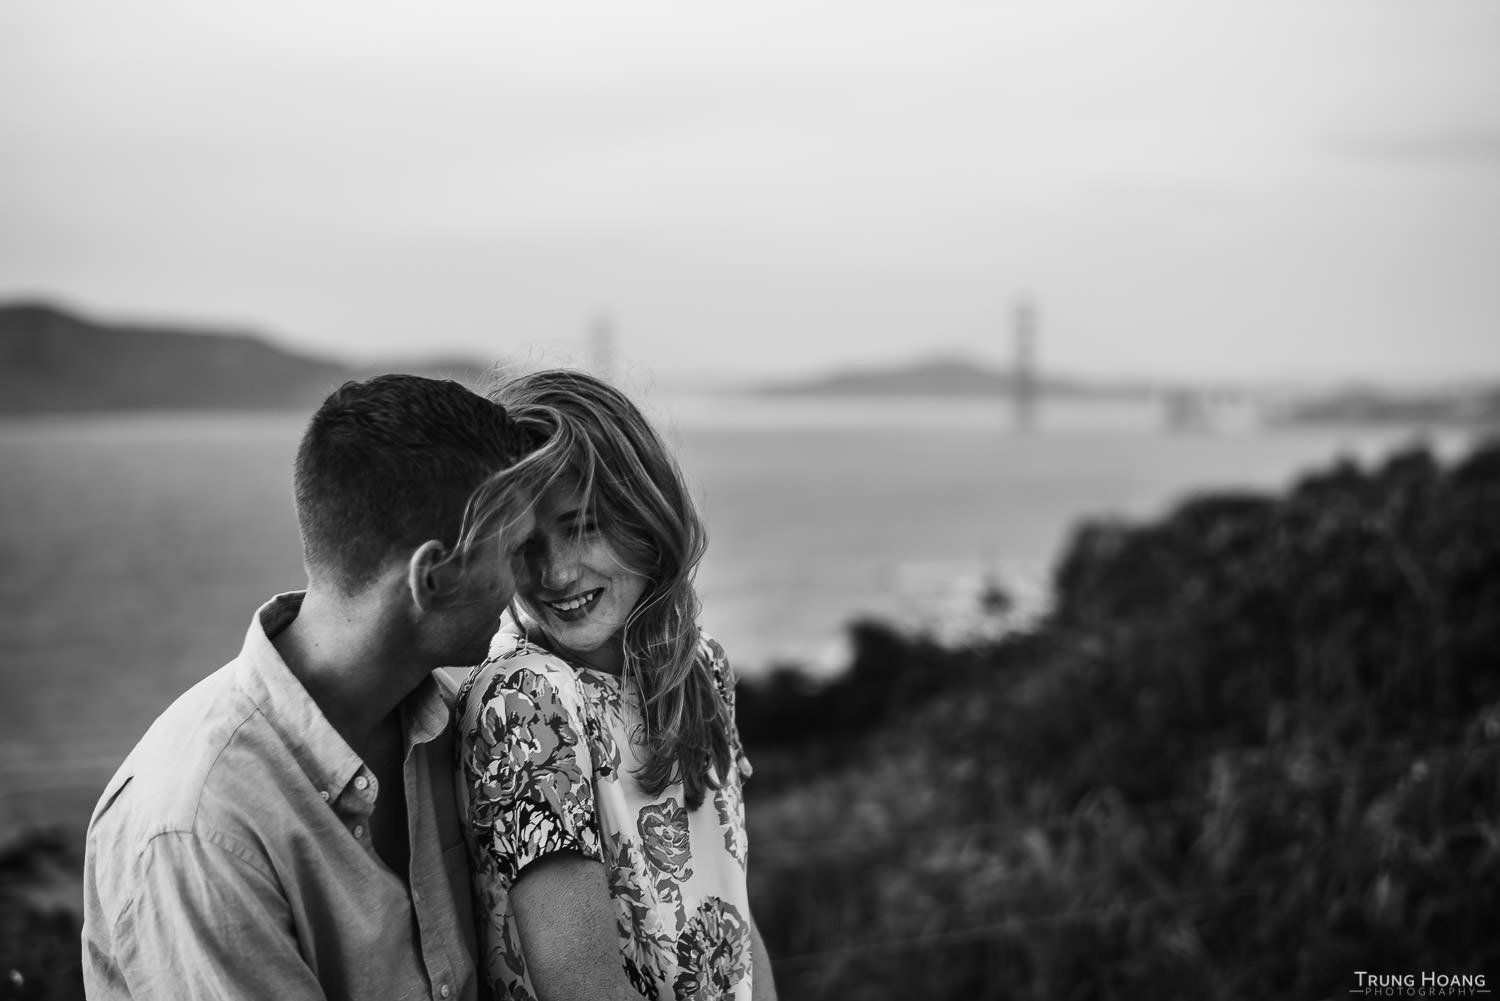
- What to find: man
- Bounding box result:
[83,375,539,1000]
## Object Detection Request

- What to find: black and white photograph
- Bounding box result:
[2,2,1498,999]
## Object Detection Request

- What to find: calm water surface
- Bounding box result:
[0,398,1469,835]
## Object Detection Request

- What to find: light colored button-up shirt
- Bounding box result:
[82,592,478,1001]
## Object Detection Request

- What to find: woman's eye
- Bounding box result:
[565,519,599,538]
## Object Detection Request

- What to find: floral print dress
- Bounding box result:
[455,624,755,1001]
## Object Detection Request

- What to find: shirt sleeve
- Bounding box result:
[111,830,328,1000]
[702,632,751,774]
[461,658,603,886]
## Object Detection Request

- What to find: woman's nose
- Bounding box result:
[536,541,580,591]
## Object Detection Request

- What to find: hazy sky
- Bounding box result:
[3,1,1498,386]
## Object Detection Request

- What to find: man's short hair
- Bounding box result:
[293,374,528,592]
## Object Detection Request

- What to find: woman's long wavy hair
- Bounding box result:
[487,368,731,809]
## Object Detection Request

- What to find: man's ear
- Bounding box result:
[407,539,459,611]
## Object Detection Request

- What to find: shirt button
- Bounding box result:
[319,790,329,801]
[439,986,451,999]
[354,775,369,790]
[353,824,365,839]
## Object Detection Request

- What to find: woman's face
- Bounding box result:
[517,478,649,673]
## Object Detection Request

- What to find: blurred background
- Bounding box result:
[2,2,1499,998]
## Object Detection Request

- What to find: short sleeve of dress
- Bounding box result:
[700,632,750,773]
[460,655,604,886]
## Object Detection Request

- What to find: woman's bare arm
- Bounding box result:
[509,853,639,1001]
[750,913,779,1001]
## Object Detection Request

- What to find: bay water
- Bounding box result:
[0,395,1470,837]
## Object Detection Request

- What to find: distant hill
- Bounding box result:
[756,356,1145,398]
[758,356,1500,429]
[0,302,492,413]
[1272,384,1500,427]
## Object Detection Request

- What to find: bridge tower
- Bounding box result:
[589,313,616,383]
[1013,297,1038,432]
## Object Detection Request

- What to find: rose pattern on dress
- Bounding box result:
[672,898,750,1001]
[605,835,673,999]
[490,897,531,1000]
[460,632,755,1001]
[713,775,747,870]
[473,668,600,883]
[638,799,694,879]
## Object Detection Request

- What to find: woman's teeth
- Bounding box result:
[548,589,600,613]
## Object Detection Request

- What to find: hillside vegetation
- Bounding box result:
[737,437,1500,1000]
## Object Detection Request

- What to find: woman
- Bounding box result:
[455,369,776,1001]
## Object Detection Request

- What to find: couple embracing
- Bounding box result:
[81,369,776,1001]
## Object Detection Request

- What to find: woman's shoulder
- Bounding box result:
[695,627,737,693]
[487,622,559,665]
[501,647,582,685]
[459,640,588,718]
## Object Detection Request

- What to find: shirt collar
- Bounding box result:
[403,671,452,746]
[234,591,453,803]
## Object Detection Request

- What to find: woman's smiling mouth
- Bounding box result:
[543,587,604,619]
